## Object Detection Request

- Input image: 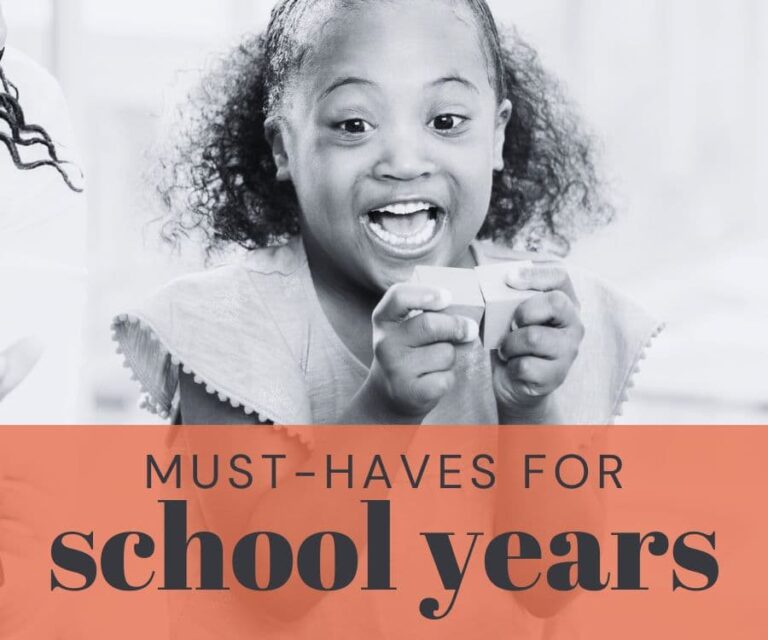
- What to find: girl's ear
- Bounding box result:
[493,99,513,172]
[265,116,292,182]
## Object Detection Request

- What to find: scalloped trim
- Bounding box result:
[111,313,313,448]
[611,322,666,421]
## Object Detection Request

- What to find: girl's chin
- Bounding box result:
[362,247,477,294]
[365,266,419,294]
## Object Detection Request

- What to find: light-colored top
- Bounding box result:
[111,236,662,638]
[113,236,662,435]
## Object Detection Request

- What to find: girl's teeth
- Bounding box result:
[369,217,437,246]
[373,201,433,215]
[366,201,441,248]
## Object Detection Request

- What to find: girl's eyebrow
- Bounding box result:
[318,74,478,101]
[430,75,479,94]
[319,76,376,101]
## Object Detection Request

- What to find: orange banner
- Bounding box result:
[0,426,765,639]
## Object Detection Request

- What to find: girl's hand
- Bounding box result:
[363,283,479,422]
[492,263,584,423]
[0,337,44,402]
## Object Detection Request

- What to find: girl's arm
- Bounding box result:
[491,264,604,617]
[178,371,418,623]
[173,280,473,619]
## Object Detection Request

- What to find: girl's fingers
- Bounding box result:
[505,262,579,306]
[498,325,576,362]
[498,356,568,397]
[405,311,479,347]
[513,291,582,330]
[407,342,457,375]
[408,370,457,406]
[373,283,452,324]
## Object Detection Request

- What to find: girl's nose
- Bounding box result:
[372,128,438,182]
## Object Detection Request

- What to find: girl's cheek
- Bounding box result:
[441,138,492,178]
[320,149,362,177]
[319,143,376,178]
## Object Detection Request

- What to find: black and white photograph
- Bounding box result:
[2,3,768,639]
[1,0,766,425]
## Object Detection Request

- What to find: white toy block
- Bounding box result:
[475,262,537,350]
[411,265,485,326]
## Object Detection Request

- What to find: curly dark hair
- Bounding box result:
[0,49,83,193]
[158,0,612,256]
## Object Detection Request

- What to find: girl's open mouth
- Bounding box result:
[362,200,446,254]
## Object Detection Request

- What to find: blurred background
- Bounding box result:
[2,0,766,423]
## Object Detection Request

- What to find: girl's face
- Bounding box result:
[272,0,511,293]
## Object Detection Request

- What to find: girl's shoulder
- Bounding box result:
[112,237,314,424]
[146,238,309,312]
[473,239,664,423]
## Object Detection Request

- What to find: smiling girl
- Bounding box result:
[111,1,662,634]
[114,0,659,427]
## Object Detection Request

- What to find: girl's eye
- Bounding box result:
[430,114,468,131]
[337,119,373,134]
